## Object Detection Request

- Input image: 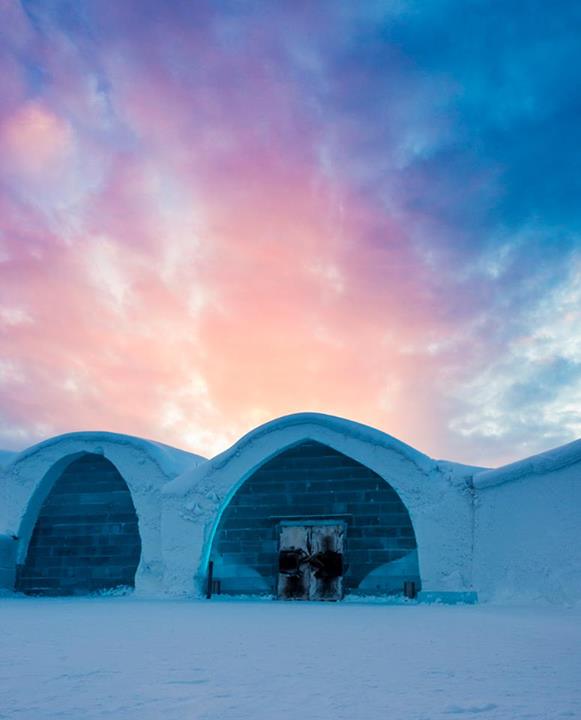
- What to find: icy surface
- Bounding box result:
[0,598,579,720]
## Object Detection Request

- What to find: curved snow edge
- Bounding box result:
[5,431,207,481]
[474,438,581,489]
[164,412,435,495]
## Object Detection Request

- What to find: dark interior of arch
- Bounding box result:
[211,440,420,596]
[16,454,141,596]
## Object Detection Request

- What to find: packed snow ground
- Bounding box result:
[0,598,579,720]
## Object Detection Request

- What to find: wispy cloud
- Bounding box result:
[0,0,579,464]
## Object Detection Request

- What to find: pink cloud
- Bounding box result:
[1,102,74,179]
[3,1,575,467]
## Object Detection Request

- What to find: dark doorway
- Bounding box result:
[16,454,141,596]
[210,440,420,596]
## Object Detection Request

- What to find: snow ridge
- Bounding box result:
[474,438,581,489]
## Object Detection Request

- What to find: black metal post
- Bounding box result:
[206,560,214,599]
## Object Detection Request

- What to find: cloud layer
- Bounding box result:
[1,0,579,465]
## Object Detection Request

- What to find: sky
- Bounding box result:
[0,0,580,466]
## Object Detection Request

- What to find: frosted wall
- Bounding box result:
[474,462,581,604]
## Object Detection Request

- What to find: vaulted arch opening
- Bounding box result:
[16,453,141,596]
[208,440,420,599]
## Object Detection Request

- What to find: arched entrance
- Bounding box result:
[208,440,420,598]
[16,453,141,595]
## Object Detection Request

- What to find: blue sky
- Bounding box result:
[0,0,579,464]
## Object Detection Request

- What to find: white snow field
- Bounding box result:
[0,598,580,720]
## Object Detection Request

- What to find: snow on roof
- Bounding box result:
[225,411,432,465]
[166,411,437,495]
[6,419,576,493]
[473,438,581,489]
[0,449,18,470]
[6,431,206,481]
[435,459,489,487]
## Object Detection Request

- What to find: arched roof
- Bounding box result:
[5,430,205,480]
[0,430,206,554]
[162,412,477,595]
[166,411,437,496]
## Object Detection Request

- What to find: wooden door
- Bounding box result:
[277,525,309,600]
[309,524,345,601]
[277,523,345,601]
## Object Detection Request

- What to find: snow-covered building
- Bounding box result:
[0,413,579,603]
